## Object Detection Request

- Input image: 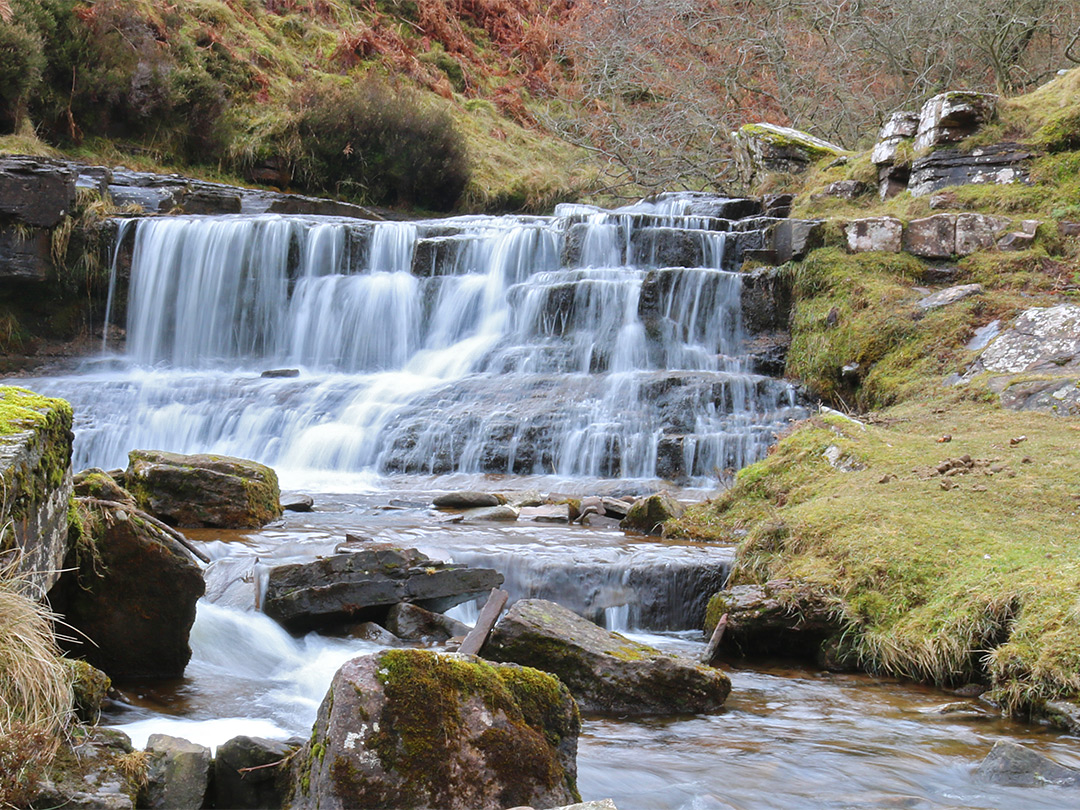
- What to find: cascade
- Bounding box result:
[35,192,806,484]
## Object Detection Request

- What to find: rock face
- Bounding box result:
[975,740,1080,788]
[0,227,53,282]
[215,736,297,810]
[263,546,503,630]
[53,499,205,678]
[908,143,1035,198]
[901,213,1011,257]
[125,449,282,528]
[483,599,730,715]
[913,91,998,151]
[0,156,78,228]
[734,123,846,186]
[290,649,580,810]
[0,387,74,595]
[704,579,841,661]
[620,492,685,535]
[144,734,212,810]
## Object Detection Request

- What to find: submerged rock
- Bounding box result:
[619,492,685,535]
[483,599,730,715]
[125,449,282,529]
[289,649,580,810]
[975,740,1080,787]
[262,546,502,631]
[433,490,507,508]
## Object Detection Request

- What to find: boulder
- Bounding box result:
[281,493,314,512]
[385,602,472,642]
[74,467,136,506]
[974,740,1080,787]
[973,305,1080,374]
[903,214,957,258]
[914,91,998,151]
[908,143,1034,198]
[619,492,685,535]
[483,599,730,715]
[955,213,1012,255]
[703,579,841,661]
[144,734,211,810]
[0,387,74,595]
[918,284,983,311]
[734,123,846,187]
[53,500,205,678]
[214,735,297,810]
[0,155,78,228]
[64,658,111,723]
[845,217,903,253]
[871,111,919,166]
[814,180,868,200]
[290,649,580,810]
[262,546,503,631]
[433,491,506,509]
[125,449,282,529]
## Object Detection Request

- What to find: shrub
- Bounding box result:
[291,77,470,211]
[0,13,45,132]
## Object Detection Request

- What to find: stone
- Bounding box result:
[281,493,314,512]
[74,467,136,506]
[214,735,297,810]
[974,740,1080,787]
[914,92,998,151]
[144,734,211,810]
[0,156,78,228]
[52,498,204,678]
[704,579,842,661]
[519,504,570,523]
[877,164,911,201]
[35,728,141,810]
[262,546,503,630]
[64,658,111,723]
[918,284,983,310]
[0,226,52,282]
[345,621,402,645]
[762,193,794,218]
[385,602,472,642]
[845,217,903,253]
[0,388,74,595]
[815,180,867,200]
[125,449,282,529]
[741,265,793,335]
[462,504,521,522]
[767,218,823,264]
[619,492,685,535]
[290,649,580,810]
[433,490,506,508]
[262,368,301,378]
[974,305,1080,374]
[955,213,1012,255]
[871,111,919,166]
[733,123,846,186]
[909,143,1034,197]
[998,231,1036,251]
[903,214,957,258]
[599,497,631,519]
[484,599,729,715]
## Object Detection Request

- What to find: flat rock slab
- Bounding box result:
[975,740,1080,787]
[263,546,503,630]
[976,305,1080,374]
[433,491,507,508]
[483,599,730,716]
[126,450,282,528]
[919,284,983,310]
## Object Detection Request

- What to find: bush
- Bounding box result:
[291,77,470,211]
[0,14,46,132]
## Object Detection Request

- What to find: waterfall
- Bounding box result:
[38,193,805,484]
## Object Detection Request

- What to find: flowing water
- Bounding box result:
[20,194,1080,809]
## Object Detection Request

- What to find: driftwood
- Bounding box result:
[458,588,509,656]
[78,497,211,564]
[701,613,728,665]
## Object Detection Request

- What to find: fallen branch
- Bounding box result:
[78,497,211,564]
[457,588,509,656]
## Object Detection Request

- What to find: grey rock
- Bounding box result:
[345,621,402,645]
[281,494,314,512]
[705,579,842,662]
[599,497,631,519]
[462,504,521,522]
[918,283,983,310]
[0,156,78,228]
[34,728,139,810]
[765,218,823,264]
[144,734,211,810]
[263,546,503,630]
[975,740,1080,787]
[955,213,1012,255]
[845,217,903,253]
[904,214,957,258]
[734,123,845,186]
[385,602,471,641]
[290,649,579,810]
[909,143,1034,197]
[519,504,570,523]
[483,599,730,715]
[914,92,998,151]
[0,226,52,281]
[997,230,1036,251]
[262,368,301,378]
[871,111,920,166]
[620,492,685,535]
[214,735,297,810]
[816,180,867,200]
[762,193,794,218]
[433,490,506,508]
[975,305,1080,374]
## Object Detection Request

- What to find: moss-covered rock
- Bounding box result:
[482,599,730,716]
[289,649,580,810]
[63,658,111,723]
[734,123,847,187]
[125,449,282,529]
[619,492,684,535]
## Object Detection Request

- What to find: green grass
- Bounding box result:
[675,403,1080,715]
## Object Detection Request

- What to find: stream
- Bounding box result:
[18,194,1080,808]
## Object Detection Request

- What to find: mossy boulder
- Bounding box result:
[0,387,74,594]
[734,123,846,187]
[125,450,282,529]
[51,500,205,679]
[289,649,580,810]
[619,492,685,535]
[482,599,730,716]
[63,658,111,723]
